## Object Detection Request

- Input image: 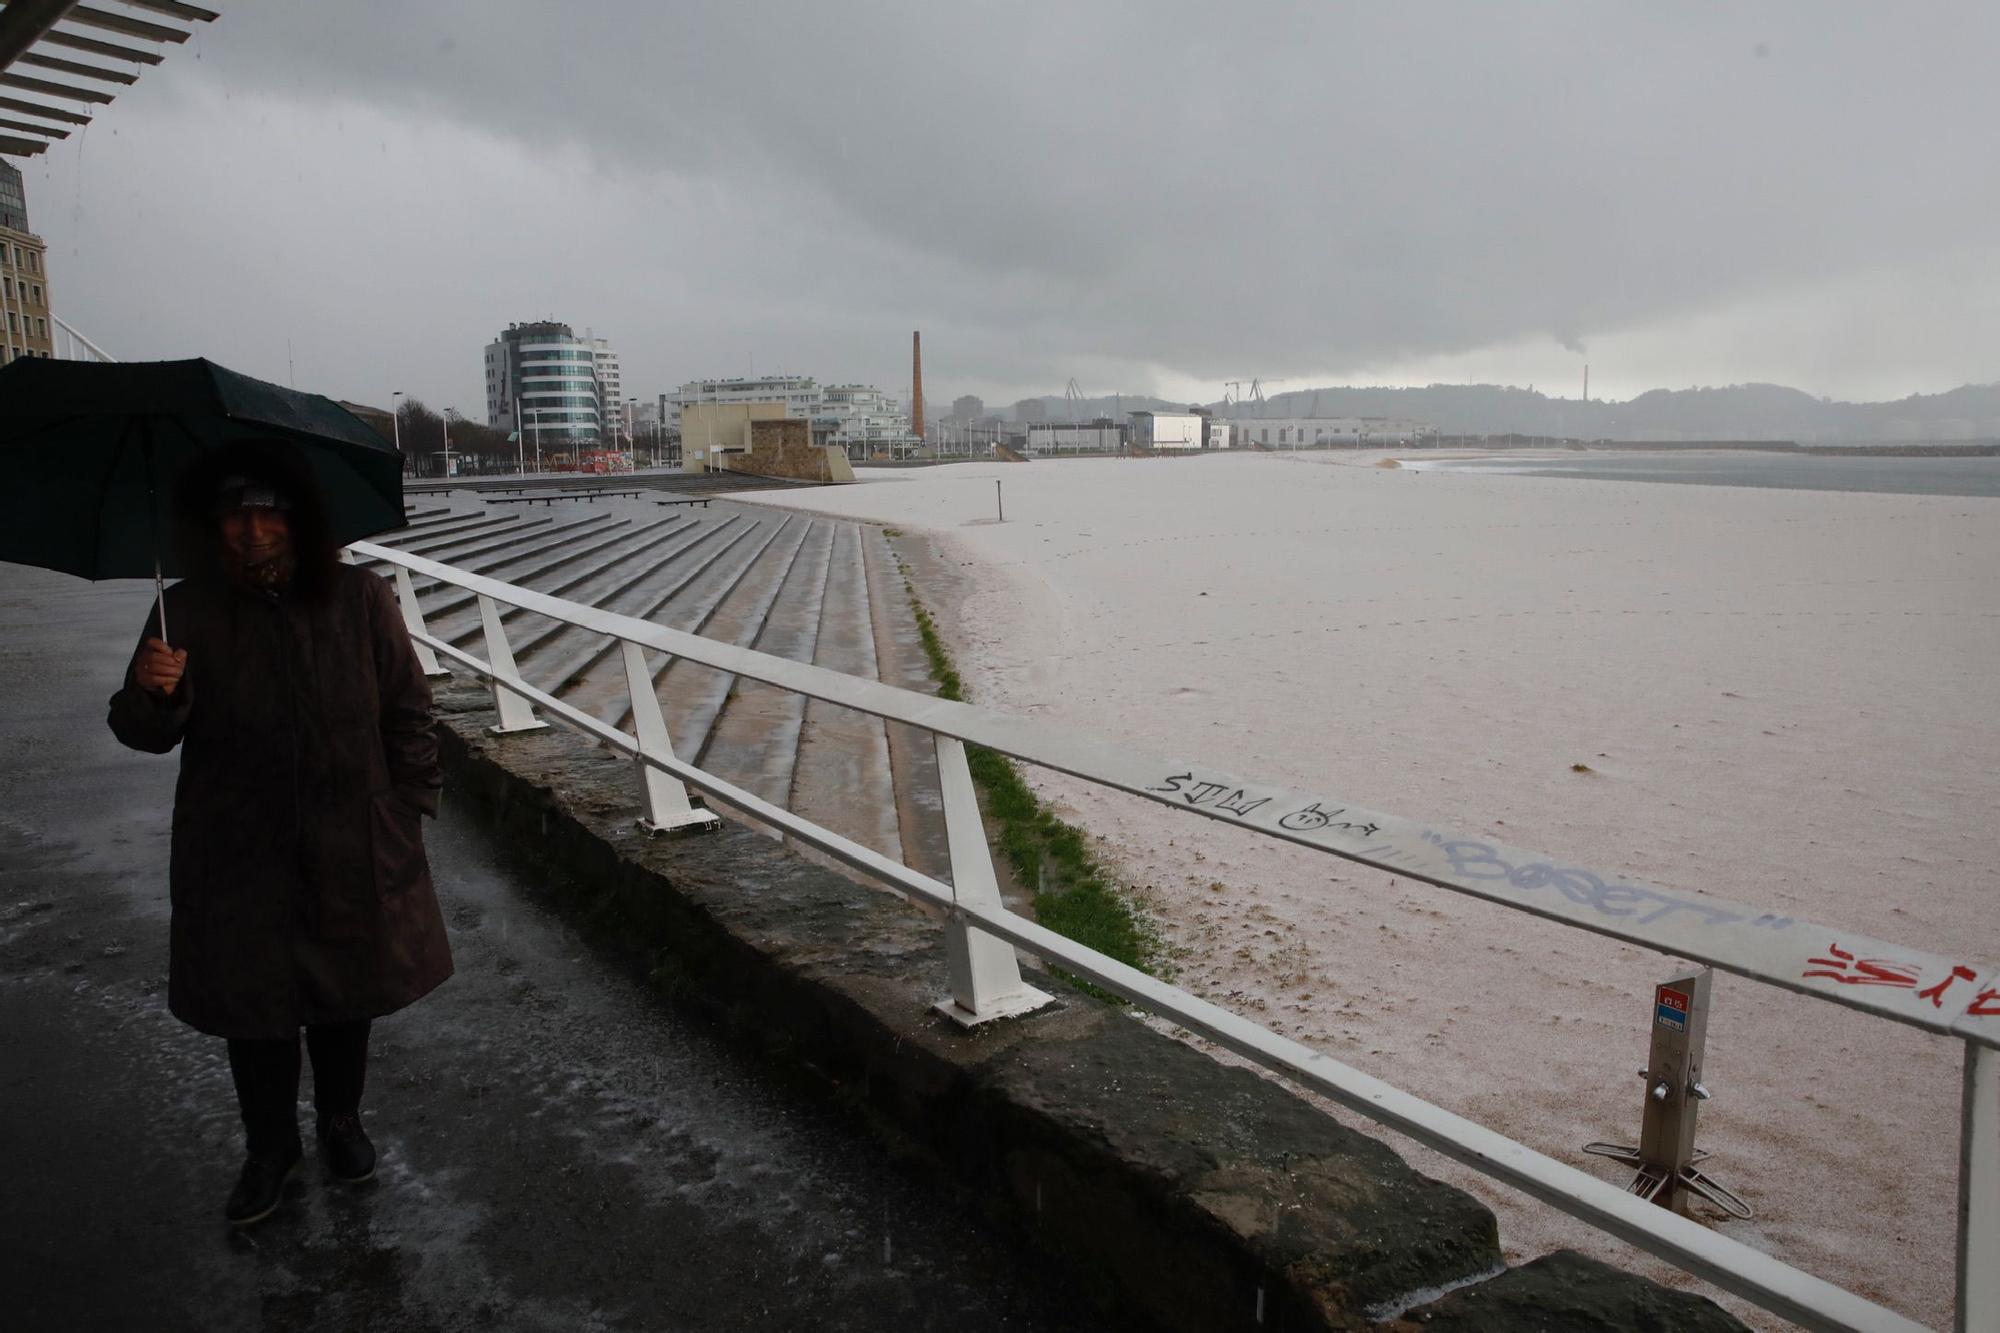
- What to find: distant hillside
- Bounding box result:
[1008,382,2000,443]
[1007,393,1183,422]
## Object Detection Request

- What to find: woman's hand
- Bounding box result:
[134,638,187,697]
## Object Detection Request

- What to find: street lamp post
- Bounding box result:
[390,390,405,470]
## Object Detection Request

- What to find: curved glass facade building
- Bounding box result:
[483,321,609,447]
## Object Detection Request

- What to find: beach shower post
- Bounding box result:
[1584,966,1751,1219]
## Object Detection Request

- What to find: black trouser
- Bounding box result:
[225,1020,371,1158]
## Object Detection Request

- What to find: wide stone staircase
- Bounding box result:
[368,493,950,879]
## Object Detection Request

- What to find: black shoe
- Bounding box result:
[225,1142,303,1227]
[317,1110,376,1184]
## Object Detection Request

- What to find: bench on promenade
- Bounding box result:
[654,497,712,508]
[489,489,642,506]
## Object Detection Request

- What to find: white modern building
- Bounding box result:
[588,337,624,442]
[819,383,918,457]
[1024,421,1124,454]
[1127,410,1203,450]
[661,375,820,432]
[1230,417,1426,448]
[661,375,920,460]
[484,321,606,448]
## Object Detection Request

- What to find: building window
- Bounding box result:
[25,251,35,272]
[35,317,45,339]
[30,284,40,306]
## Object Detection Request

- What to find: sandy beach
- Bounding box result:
[735,451,1997,1328]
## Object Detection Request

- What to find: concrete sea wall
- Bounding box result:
[431,677,1747,1332]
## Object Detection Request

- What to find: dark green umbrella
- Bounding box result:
[0,357,406,639]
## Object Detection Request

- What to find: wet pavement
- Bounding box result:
[0,568,1106,1332]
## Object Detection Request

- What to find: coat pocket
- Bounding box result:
[369,788,430,901]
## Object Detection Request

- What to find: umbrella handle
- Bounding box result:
[154,553,169,647]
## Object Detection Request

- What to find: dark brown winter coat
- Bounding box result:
[108,563,452,1038]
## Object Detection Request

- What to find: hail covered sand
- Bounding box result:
[734,451,2000,1329]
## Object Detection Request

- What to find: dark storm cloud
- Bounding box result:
[29,2,2000,406]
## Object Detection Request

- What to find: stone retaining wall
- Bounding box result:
[431,678,1747,1332]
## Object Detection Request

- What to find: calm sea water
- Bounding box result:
[1409,452,2000,498]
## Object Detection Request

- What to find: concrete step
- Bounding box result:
[391,512,618,569]
[418,515,681,620]
[689,521,836,808]
[499,518,745,663]
[595,511,804,736]
[790,523,904,863]
[393,504,952,894]
[858,528,951,880]
[426,516,709,646]
[535,517,772,706]
[659,517,817,764]
[393,509,502,538]
[389,511,542,551]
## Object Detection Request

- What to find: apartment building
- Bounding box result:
[0,161,54,365]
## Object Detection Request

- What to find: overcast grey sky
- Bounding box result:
[18,2,2000,413]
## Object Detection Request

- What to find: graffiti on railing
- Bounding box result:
[1803,943,1920,988]
[1144,775,1387,838]
[1422,833,1783,930]
[1145,773,1274,819]
[1806,948,2000,1012]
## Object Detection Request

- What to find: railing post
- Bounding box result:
[620,639,720,836]
[476,593,548,735]
[1960,1041,1998,1332]
[392,565,449,678]
[1583,967,1750,1220]
[932,735,1052,1027]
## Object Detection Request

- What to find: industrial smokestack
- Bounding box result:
[911,330,925,441]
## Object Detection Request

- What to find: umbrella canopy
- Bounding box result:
[0,357,406,580]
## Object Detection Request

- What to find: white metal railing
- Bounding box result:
[352,537,1995,1333]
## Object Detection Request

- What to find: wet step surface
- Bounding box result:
[0,569,1105,1333]
[694,518,836,809]
[792,522,906,865]
[372,491,945,886]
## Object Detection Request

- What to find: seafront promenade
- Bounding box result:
[0,564,1100,1331]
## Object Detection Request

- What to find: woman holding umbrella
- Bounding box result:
[107,439,452,1227]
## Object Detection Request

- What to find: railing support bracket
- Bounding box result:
[393,565,450,678]
[477,593,549,735]
[622,640,721,836]
[932,735,1052,1027]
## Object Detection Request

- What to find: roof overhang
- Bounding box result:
[0,0,216,158]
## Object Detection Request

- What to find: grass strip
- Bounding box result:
[899,555,1160,991]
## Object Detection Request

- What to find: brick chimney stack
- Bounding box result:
[911,330,925,441]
